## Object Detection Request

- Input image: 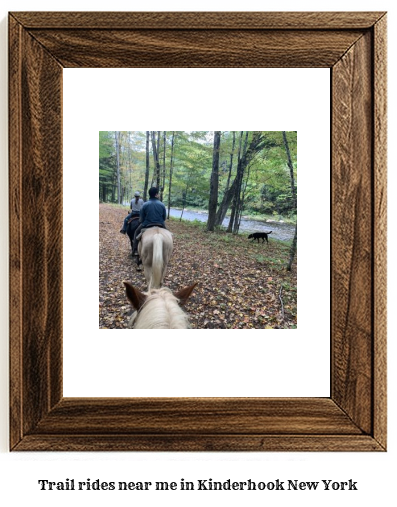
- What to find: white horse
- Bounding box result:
[124,282,197,329]
[138,227,173,290]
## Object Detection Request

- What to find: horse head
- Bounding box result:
[123,281,197,329]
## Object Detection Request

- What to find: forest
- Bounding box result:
[99,131,297,224]
[99,131,297,330]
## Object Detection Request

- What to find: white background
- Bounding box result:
[63,68,330,397]
[0,1,395,507]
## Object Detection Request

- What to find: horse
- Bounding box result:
[126,215,140,255]
[123,281,197,329]
[138,226,173,290]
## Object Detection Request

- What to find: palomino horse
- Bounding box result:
[138,227,173,290]
[124,282,197,329]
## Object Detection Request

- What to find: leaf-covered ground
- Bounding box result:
[99,203,297,329]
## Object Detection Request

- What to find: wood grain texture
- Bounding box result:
[9,15,64,447]
[9,15,23,450]
[14,435,383,452]
[8,11,387,452]
[373,15,387,450]
[32,398,362,435]
[11,11,386,29]
[27,29,364,68]
[331,32,373,434]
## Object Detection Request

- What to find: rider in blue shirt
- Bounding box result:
[133,187,167,255]
[140,190,166,227]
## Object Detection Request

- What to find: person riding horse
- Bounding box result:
[120,191,144,234]
[132,186,167,256]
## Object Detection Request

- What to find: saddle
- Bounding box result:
[127,212,140,224]
[136,223,166,241]
[144,222,166,229]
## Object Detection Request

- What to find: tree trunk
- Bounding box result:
[232,131,249,233]
[283,131,297,270]
[143,131,150,201]
[206,131,221,231]
[127,131,132,202]
[215,177,238,226]
[224,130,236,195]
[167,132,175,219]
[180,188,187,221]
[282,131,297,210]
[226,131,244,232]
[114,130,121,204]
[227,131,247,233]
[151,131,161,188]
[287,224,297,271]
[236,164,251,234]
[214,131,236,226]
[156,130,160,161]
[160,131,167,201]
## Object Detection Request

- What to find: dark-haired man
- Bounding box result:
[132,187,166,255]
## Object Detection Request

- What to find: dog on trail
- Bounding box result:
[248,231,272,243]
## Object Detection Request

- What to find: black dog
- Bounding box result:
[248,231,272,243]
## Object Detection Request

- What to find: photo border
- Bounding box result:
[9,11,387,451]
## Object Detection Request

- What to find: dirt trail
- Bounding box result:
[99,203,297,329]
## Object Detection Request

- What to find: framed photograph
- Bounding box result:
[65,75,329,400]
[9,11,387,451]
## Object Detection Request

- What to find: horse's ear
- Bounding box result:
[123,281,146,310]
[174,283,197,306]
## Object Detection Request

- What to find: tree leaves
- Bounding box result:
[99,131,297,220]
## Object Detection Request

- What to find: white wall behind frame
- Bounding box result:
[63,68,330,397]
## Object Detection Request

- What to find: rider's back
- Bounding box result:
[140,198,166,227]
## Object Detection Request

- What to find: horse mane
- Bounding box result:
[128,288,190,329]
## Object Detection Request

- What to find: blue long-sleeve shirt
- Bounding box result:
[140,198,166,227]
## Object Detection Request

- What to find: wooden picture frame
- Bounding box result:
[9,11,387,451]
